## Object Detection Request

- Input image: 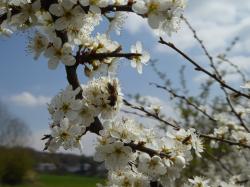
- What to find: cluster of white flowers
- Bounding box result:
[169,128,204,157]
[47,77,123,151]
[82,77,123,119]
[81,34,121,77]
[48,117,85,152]
[0,0,154,74]
[132,0,186,35]
[186,176,211,187]
[98,167,150,187]
[1,0,186,75]
[94,118,204,186]
[44,73,205,185]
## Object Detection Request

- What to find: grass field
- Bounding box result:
[2,174,104,187]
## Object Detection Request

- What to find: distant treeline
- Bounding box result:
[0,146,106,185]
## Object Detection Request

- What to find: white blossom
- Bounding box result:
[130,41,150,74]
[104,119,141,143]
[49,118,85,151]
[94,141,135,170]
[27,32,48,59]
[132,0,186,35]
[0,20,13,36]
[188,176,211,187]
[74,100,96,127]
[11,0,41,26]
[106,168,150,187]
[79,0,109,14]
[107,12,127,35]
[138,153,167,177]
[49,0,84,31]
[82,77,123,119]
[241,81,250,89]
[48,86,81,122]
[44,37,76,69]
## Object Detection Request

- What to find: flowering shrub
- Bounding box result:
[1,0,250,186]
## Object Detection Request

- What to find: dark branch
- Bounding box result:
[77,52,141,65]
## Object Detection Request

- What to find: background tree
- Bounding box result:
[0,101,33,185]
[0,101,31,147]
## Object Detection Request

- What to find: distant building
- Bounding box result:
[36,163,57,172]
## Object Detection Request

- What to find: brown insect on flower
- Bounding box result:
[107,79,119,107]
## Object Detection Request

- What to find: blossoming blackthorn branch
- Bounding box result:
[43,124,172,158]
[3,0,249,185]
[123,99,250,149]
[62,59,173,162]
[42,68,204,186]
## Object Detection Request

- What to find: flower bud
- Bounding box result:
[175,155,186,168]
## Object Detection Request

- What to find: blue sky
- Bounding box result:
[0,0,250,154]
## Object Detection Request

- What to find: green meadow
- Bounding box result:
[2,174,104,187]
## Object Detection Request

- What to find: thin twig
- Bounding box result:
[199,134,250,149]
[217,56,247,83]
[181,17,250,132]
[121,109,146,118]
[123,99,180,130]
[158,38,250,100]
[205,151,234,176]
[150,82,217,122]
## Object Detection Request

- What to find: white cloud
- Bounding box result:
[187,0,238,25]
[185,0,250,53]
[124,13,150,35]
[9,92,51,107]
[143,0,250,56]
